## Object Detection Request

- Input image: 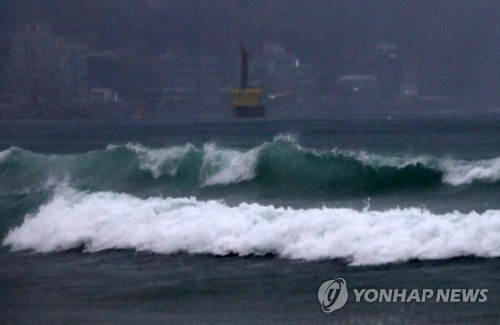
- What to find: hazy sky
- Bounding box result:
[1,0,498,100]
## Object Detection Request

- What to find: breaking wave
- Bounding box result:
[3,187,499,266]
[0,135,499,199]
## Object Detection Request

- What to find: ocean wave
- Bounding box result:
[108,143,197,178]
[0,135,499,198]
[347,149,500,186]
[201,143,260,186]
[440,158,500,185]
[3,188,499,266]
[0,147,16,162]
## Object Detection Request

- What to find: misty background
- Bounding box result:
[0,0,498,109]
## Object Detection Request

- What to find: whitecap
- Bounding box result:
[4,188,499,266]
[201,143,261,186]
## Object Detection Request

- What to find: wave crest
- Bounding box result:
[1,136,499,198]
[3,188,499,265]
[201,143,260,186]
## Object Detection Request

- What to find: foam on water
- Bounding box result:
[341,147,500,186]
[441,157,500,185]
[3,187,499,266]
[2,136,500,193]
[0,147,15,162]
[201,143,260,186]
[125,143,196,178]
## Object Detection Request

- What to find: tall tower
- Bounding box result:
[229,44,264,117]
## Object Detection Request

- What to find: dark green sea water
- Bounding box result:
[0,114,499,323]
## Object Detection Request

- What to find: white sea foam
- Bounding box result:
[0,147,16,162]
[201,143,260,186]
[441,157,500,186]
[199,135,301,186]
[108,143,196,178]
[344,149,436,169]
[271,133,302,147]
[3,188,499,265]
[105,138,500,186]
[134,144,195,178]
[268,134,500,186]
[338,148,500,186]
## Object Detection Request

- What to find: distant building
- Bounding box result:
[87,52,121,102]
[141,53,223,106]
[373,43,403,99]
[249,43,316,103]
[9,24,88,104]
[295,62,316,103]
[337,75,379,99]
[400,64,418,99]
[89,88,115,104]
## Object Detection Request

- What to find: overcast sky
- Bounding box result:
[1,0,498,100]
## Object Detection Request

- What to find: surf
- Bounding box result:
[0,135,499,199]
[3,186,499,266]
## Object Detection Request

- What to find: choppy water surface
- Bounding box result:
[1,115,499,323]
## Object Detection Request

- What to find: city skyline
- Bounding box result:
[1,0,498,106]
